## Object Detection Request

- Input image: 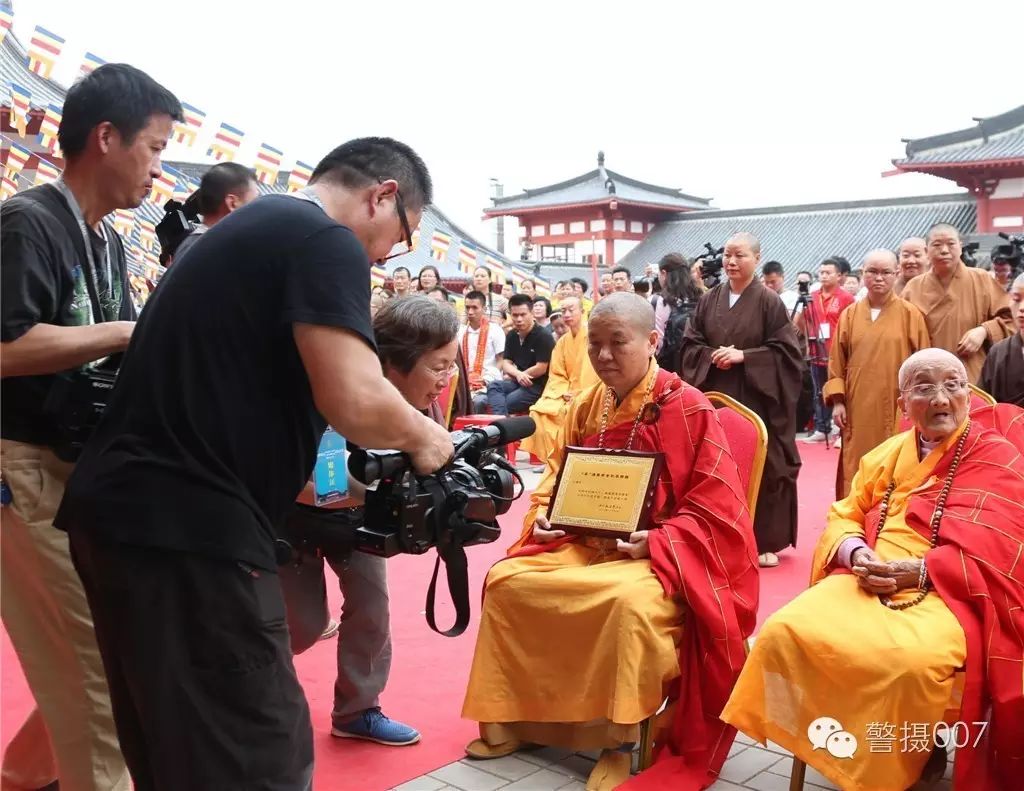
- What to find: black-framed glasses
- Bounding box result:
[378,178,414,262]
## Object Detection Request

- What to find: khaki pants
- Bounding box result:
[1,439,129,791]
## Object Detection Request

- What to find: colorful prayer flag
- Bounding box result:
[33,158,60,185]
[172,173,199,204]
[485,255,504,280]
[0,172,18,200]
[149,167,177,205]
[411,228,420,251]
[113,208,135,238]
[458,244,477,274]
[370,263,387,289]
[138,219,157,252]
[8,82,31,137]
[80,51,105,76]
[0,1,14,46]
[254,143,283,185]
[4,142,33,176]
[207,122,244,161]
[37,104,62,153]
[287,161,313,193]
[430,230,451,263]
[173,102,206,147]
[27,25,65,80]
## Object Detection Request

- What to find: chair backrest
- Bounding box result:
[437,370,459,428]
[704,390,768,519]
[969,383,997,406]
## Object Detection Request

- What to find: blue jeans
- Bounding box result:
[486,379,543,415]
[810,364,832,434]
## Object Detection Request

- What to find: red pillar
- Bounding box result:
[975,190,991,233]
[604,234,615,267]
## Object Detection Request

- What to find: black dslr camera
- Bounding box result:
[696,242,725,289]
[283,417,535,636]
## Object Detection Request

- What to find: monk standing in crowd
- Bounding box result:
[902,223,1013,382]
[680,232,804,568]
[893,236,928,296]
[825,249,930,497]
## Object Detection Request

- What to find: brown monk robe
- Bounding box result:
[680,233,804,559]
[902,224,1013,383]
[823,250,931,498]
[979,274,1024,407]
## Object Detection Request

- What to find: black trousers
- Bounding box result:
[69,531,314,791]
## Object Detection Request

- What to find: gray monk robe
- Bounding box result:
[980,333,1024,407]
[680,281,805,553]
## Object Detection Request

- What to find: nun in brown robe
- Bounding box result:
[680,268,805,558]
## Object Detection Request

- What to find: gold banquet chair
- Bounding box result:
[968,382,996,406]
[636,390,768,771]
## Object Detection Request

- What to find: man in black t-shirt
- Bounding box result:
[55,137,453,790]
[486,293,555,414]
[0,65,181,791]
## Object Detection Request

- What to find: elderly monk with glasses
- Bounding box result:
[723,348,1024,791]
[461,294,758,791]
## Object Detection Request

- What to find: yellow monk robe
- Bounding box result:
[823,292,930,498]
[463,365,681,750]
[519,324,599,463]
[463,365,758,787]
[721,429,969,791]
[902,261,1013,383]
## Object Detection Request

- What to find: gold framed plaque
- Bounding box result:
[547,447,664,538]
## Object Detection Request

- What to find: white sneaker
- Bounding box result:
[800,431,827,443]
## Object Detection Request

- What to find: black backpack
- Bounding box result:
[656,296,695,374]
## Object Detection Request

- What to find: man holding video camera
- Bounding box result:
[55,137,453,790]
[1,64,181,791]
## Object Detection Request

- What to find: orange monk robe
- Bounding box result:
[823,292,930,498]
[902,262,1013,383]
[722,406,1024,791]
[463,365,759,790]
[519,324,598,463]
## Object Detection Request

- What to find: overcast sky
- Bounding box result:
[16,0,1024,250]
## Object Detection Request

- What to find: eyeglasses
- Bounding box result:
[378,178,414,262]
[901,380,968,399]
[423,362,459,382]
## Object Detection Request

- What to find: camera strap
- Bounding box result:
[425,544,471,637]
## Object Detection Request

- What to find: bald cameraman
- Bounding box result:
[173,162,259,262]
[56,138,453,790]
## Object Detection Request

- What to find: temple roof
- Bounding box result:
[615,193,976,288]
[893,105,1024,170]
[0,29,67,109]
[485,152,710,216]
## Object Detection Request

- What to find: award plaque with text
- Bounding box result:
[547,447,664,538]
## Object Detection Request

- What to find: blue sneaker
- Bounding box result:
[331,707,421,746]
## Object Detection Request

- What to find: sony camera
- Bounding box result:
[280,416,535,636]
[43,368,118,462]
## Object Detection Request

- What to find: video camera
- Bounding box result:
[42,368,118,462]
[991,232,1024,279]
[283,417,535,636]
[696,242,725,289]
[155,198,200,265]
[962,241,982,267]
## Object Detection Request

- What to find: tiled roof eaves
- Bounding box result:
[492,168,708,207]
[0,31,68,109]
[484,196,707,217]
[660,192,971,222]
[903,105,1024,156]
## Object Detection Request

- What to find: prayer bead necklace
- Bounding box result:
[597,369,657,451]
[876,420,971,611]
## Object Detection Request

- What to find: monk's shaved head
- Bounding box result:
[926,223,961,244]
[898,237,927,255]
[589,292,655,334]
[726,232,761,256]
[863,248,897,268]
[898,348,968,391]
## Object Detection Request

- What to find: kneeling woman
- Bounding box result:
[722,348,1024,791]
[280,296,459,746]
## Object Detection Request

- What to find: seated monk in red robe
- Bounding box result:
[723,349,1024,791]
[461,293,759,790]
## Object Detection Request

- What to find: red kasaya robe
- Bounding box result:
[511,369,760,789]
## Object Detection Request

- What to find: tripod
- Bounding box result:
[793,292,836,451]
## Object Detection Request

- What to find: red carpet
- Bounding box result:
[1,442,839,789]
